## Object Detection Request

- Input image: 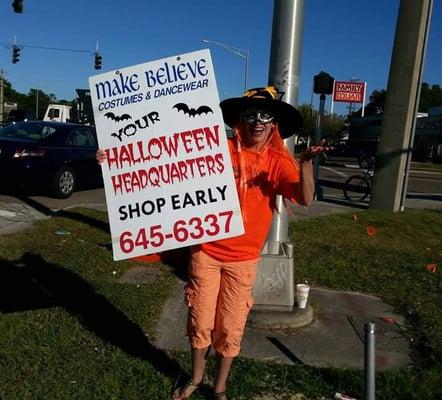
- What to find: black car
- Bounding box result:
[0,121,103,198]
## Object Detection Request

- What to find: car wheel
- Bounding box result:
[52,165,76,198]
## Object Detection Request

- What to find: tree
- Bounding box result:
[297,103,346,145]
[365,89,387,115]
[3,80,27,105]
[2,79,67,120]
[26,89,53,119]
[322,113,346,145]
[353,82,441,117]
[419,83,442,112]
[297,103,316,141]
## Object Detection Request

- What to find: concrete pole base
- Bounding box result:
[247,305,313,331]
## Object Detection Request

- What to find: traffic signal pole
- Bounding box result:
[311,71,334,200]
[313,93,326,199]
[370,0,433,211]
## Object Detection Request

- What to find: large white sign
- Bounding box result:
[89,50,244,261]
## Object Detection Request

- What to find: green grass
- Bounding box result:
[0,207,441,399]
[290,209,442,399]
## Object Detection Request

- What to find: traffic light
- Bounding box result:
[12,0,23,13]
[94,52,102,70]
[12,46,20,63]
[313,71,334,95]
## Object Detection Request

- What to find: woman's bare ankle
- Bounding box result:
[192,376,203,385]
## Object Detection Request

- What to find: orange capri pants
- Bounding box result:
[184,250,258,358]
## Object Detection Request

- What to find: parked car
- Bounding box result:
[0,121,103,198]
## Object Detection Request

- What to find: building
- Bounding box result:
[348,109,442,162]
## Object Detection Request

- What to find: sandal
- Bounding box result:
[171,378,201,399]
[213,392,227,400]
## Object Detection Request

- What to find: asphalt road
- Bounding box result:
[319,164,442,195]
[0,187,106,213]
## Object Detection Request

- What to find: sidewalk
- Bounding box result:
[0,200,50,235]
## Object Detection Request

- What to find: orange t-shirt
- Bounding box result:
[199,138,300,261]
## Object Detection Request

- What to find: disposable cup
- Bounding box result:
[296,284,310,309]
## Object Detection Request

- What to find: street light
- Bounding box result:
[202,39,249,93]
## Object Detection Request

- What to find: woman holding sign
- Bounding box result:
[97,86,328,400]
[172,87,329,400]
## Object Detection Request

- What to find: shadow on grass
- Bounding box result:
[0,253,187,385]
[130,248,191,282]
[158,247,191,281]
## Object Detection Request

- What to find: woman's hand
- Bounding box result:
[300,139,333,163]
[96,149,107,164]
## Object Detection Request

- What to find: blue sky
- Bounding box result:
[0,0,440,116]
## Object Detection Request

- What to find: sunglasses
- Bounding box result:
[243,109,275,124]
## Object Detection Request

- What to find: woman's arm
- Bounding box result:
[296,141,332,206]
[296,159,314,206]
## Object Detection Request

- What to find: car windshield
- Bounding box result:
[0,122,58,141]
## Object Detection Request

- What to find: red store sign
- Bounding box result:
[333,81,366,103]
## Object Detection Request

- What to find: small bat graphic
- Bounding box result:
[173,103,213,118]
[104,112,132,122]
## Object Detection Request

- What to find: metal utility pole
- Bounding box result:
[370,0,433,211]
[252,0,305,312]
[35,89,39,119]
[346,76,360,117]
[0,70,5,126]
[266,0,305,254]
[202,39,249,93]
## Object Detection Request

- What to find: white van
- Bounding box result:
[43,104,72,123]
